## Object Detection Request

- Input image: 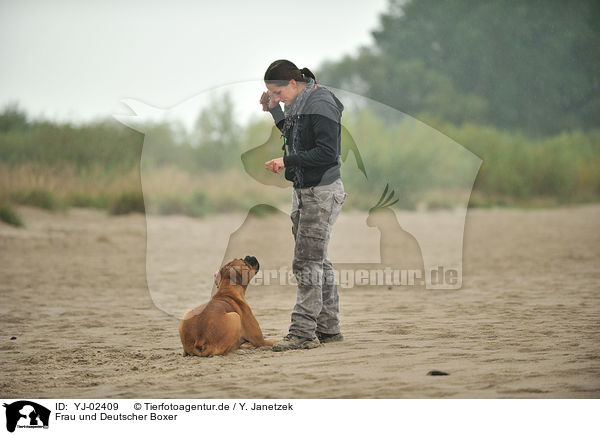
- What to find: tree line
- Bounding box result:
[317,0,599,135]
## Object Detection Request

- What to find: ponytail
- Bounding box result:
[300,67,316,82]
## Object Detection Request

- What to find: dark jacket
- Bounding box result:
[268,86,344,187]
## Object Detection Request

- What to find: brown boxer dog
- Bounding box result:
[178,256,275,356]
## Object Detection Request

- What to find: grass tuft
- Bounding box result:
[0,202,24,227]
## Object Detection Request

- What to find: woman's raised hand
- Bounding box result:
[260,91,279,111]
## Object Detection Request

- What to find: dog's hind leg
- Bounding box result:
[193,313,242,356]
[216,312,243,355]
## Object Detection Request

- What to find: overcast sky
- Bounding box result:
[0,0,389,123]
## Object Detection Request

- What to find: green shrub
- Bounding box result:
[187,191,211,217]
[66,192,109,209]
[108,191,145,215]
[0,203,24,227]
[10,189,64,211]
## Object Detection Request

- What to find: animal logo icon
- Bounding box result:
[3,401,50,433]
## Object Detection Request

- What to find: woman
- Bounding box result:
[261,59,347,351]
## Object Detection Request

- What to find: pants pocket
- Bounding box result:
[295,226,328,262]
[328,192,346,225]
[333,192,347,205]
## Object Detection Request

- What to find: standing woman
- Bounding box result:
[261,59,347,351]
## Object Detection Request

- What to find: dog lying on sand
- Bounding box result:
[178,256,275,356]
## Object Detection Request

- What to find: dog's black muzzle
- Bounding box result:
[243,255,259,272]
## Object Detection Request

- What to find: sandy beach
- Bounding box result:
[1,204,599,398]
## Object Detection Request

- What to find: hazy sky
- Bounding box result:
[0,0,389,123]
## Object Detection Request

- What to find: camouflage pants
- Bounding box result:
[289,178,347,339]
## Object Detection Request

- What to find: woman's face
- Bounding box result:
[266,80,304,106]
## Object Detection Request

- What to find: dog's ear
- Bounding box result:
[218,261,233,280]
